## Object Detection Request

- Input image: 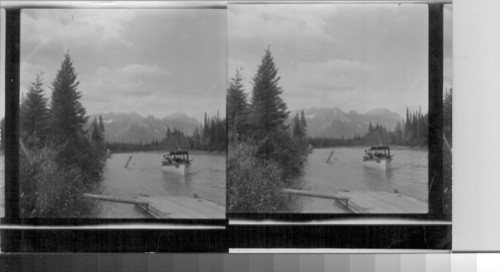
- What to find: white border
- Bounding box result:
[0,224,225,229]
[229,219,452,225]
[230,248,451,253]
[0,1,227,9]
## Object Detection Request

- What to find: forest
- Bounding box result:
[309,89,453,149]
[227,48,310,213]
[18,52,106,218]
[309,108,429,148]
[106,112,226,153]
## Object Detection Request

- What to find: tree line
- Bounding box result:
[309,108,429,148]
[227,48,309,213]
[309,87,453,149]
[106,112,226,153]
[18,52,106,218]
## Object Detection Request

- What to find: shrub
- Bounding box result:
[19,145,98,218]
[228,139,300,212]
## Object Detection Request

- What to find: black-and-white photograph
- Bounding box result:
[17,8,226,218]
[227,4,452,214]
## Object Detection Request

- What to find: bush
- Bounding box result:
[255,127,306,182]
[19,145,99,218]
[228,139,300,212]
[53,135,104,183]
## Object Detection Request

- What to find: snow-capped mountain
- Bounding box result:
[87,112,199,143]
[289,107,402,138]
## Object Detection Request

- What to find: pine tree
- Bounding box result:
[227,67,249,134]
[20,71,49,142]
[98,115,105,134]
[249,48,289,136]
[49,52,88,141]
[299,110,307,137]
[291,113,301,137]
[89,118,101,143]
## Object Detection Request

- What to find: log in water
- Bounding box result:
[326,150,335,163]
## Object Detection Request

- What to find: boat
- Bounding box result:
[161,151,191,176]
[363,146,393,171]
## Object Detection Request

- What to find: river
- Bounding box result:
[96,151,226,218]
[299,147,428,212]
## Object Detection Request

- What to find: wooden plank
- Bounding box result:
[137,196,225,219]
[83,193,149,205]
[282,188,350,201]
[288,188,427,214]
[336,191,427,213]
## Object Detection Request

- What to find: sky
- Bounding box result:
[1,5,453,121]
[229,4,453,118]
[16,9,226,122]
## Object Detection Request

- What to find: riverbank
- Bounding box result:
[109,149,226,155]
[312,145,427,151]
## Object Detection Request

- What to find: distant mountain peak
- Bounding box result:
[87,111,200,143]
[290,107,402,138]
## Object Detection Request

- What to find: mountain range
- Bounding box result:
[90,107,402,143]
[87,112,199,143]
[289,107,402,138]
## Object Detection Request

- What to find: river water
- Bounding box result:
[300,147,428,212]
[96,151,226,218]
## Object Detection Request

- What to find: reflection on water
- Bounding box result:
[300,147,428,212]
[97,151,225,218]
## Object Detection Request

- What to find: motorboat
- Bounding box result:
[363,146,393,171]
[161,151,191,176]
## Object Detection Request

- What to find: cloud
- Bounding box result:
[289,59,369,92]
[229,5,339,48]
[21,10,136,62]
[86,64,170,97]
[229,4,430,117]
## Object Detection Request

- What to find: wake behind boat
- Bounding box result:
[363,146,394,171]
[161,151,192,176]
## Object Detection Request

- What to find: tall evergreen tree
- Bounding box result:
[227,67,249,134]
[20,71,49,142]
[299,110,307,137]
[49,52,88,141]
[98,115,105,134]
[291,113,301,137]
[250,48,289,136]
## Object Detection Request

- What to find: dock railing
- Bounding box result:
[281,188,357,213]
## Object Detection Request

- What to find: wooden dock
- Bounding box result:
[136,195,225,219]
[84,193,225,219]
[282,188,427,213]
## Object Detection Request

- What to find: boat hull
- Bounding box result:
[363,159,391,171]
[161,164,188,176]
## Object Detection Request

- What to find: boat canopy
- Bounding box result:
[364,146,392,158]
[167,151,189,155]
[163,151,190,160]
[368,146,390,151]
